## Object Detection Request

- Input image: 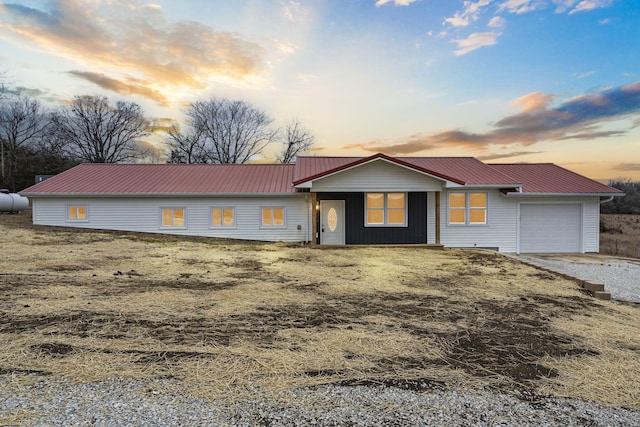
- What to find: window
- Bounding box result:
[448,193,487,225]
[162,208,185,227]
[67,205,88,221]
[211,207,235,228]
[261,207,285,227]
[365,193,406,226]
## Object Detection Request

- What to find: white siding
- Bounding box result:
[311,160,445,192]
[31,195,312,242]
[440,190,518,252]
[436,193,601,253]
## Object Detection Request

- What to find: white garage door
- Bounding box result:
[520,204,582,253]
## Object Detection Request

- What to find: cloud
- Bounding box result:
[612,163,640,171]
[511,92,557,112]
[375,0,419,6]
[488,16,507,28]
[343,81,640,154]
[297,74,319,83]
[5,86,47,97]
[552,0,612,13]
[569,0,613,14]
[440,0,613,55]
[0,0,265,105]
[476,151,543,160]
[281,1,310,22]
[151,117,178,133]
[498,0,546,14]
[453,31,501,55]
[67,71,170,106]
[443,0,493,27]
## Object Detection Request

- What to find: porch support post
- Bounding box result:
[311,192,318,245]
[435,191,441,245]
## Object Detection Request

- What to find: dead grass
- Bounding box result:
[1,210,639,410]
[600,214,640,258]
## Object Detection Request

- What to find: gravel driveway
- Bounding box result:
[518,254,640,303]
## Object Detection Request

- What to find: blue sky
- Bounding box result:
[0,0,639,179]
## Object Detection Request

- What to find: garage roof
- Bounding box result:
[489,163,623,194]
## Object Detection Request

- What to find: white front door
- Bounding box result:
[320,200,345,245]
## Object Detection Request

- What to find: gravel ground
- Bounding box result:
[1,377,639,426]
[518,255,640,303]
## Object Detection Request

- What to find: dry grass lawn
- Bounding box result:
[1,211,639,412]
[600,214,640,258]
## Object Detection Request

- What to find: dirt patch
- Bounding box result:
[31,343,76,357]
[1,291,599,388]
[1,216,639,408]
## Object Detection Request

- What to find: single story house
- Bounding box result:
[19,153,622,253]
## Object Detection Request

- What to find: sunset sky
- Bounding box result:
[1,0,639,180]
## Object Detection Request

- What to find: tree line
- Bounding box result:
[0,75,314,192]
[601,178,640,214]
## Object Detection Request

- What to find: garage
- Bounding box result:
[519,204,582,253]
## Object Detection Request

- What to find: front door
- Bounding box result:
[320,200,345,245]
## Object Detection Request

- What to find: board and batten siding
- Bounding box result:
[309,160,444,192]
[31,195,312,242]
[316,192,428,244]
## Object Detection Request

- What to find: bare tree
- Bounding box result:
[0,70,6,185]
[0,95,48,190]
[166,124,206,164]
[49,95,150,163]
[171,98,278,164]
[0,71,5,99]
[277,119,315,163]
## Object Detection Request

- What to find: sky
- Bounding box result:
[0,0,639,180]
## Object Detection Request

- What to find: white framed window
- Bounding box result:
[365,193,407,227]
[448,193,487,225]
[67,205,88,222]
[211,207,235,228]
[261,207,285,227]
[161,207,186,228]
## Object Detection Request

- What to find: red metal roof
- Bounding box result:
[21,163,297,195]
[489,163,622,194]
[20,157,622,197]
[294,153,520,186]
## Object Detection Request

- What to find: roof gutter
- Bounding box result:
[500,192,625,197]
[599,195,619,204]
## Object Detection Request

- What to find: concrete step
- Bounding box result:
[593,291,611,301]
[583,282,605,292]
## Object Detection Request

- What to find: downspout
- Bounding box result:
[600,196,614,204]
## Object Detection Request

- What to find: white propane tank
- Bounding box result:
[0,190,29,213]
